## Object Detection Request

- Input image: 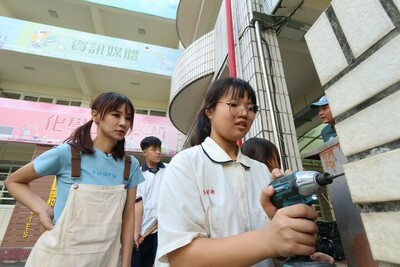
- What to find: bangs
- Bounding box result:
[100,96,132,115]
[203,77,257,110]
[225,83,257,104]
[93,93,135,126]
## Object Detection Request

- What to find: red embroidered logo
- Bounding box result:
[203,189,215,195]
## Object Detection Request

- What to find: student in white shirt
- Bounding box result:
[156,77,319,267]
[132,136,167,267]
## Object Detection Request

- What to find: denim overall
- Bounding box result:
[26,146,131,267]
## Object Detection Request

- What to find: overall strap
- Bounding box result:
[124,153,131,181]
[70,144,81,179]
[70,144,130,183]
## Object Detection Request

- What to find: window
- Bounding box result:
[23,95,38,102]
[0,183,16,205]
[0,162,26,205]
[70,101,81,107]
[39,97,53,103]
[0,90,82,107]
[136,109,148,115]
[136,108,166,117]
[150,110,167,117]
[0,91,20,99]
[56,100,70,105]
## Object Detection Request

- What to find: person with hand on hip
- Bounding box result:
[6,92,145,267]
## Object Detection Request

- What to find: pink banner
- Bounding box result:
[0,98,178,156]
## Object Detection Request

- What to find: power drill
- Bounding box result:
[269,171,344,267]
[269,171,344,209]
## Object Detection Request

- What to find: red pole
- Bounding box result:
[225,0,237,78]
[225,0,242,146]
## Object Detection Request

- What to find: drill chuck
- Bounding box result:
[315,172,344,186]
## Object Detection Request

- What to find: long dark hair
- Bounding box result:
[241,137,281,169]
[190,77,257,146]
[65,92,135,160]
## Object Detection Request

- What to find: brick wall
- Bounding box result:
[305,0,400,265]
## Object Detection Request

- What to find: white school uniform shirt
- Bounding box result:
[156,137,274,267]
[137,162,167,234]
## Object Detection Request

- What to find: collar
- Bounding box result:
[142,161,165,174]
[201,137,250,169]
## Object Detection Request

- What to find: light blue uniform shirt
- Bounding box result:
[34,143,144,223]
[321,124,337,142]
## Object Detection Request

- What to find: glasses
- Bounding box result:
[218,101,260,119]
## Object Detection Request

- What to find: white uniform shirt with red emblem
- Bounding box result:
[156,137,274,267]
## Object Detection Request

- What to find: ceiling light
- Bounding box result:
[23,66,35,70]
[138,28,146,35]
[48,10,59,18]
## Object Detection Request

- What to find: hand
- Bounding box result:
[270,168,284,181]
[262,204,318,258]
[310,252,335,263]
[37,206,54,231]
[260,186,278,220]
[270,168,292,181]
[263,168,293,219]
[134,232,143,248]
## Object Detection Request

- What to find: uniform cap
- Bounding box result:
[310,95,328,109]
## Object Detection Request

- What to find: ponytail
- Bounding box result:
[190,110,211,146]
[65,120,95,154]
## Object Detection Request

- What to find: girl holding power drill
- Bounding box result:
[156,77,318,267]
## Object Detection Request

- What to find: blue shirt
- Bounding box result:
[321,124,337,142]
[34,143,145,223]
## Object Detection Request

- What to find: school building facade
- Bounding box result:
[0,0,398,265]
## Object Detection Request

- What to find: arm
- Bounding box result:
[168,204,318,267]
[134,200,143,247]
[5,162,54,230]
[120,187,137,267]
